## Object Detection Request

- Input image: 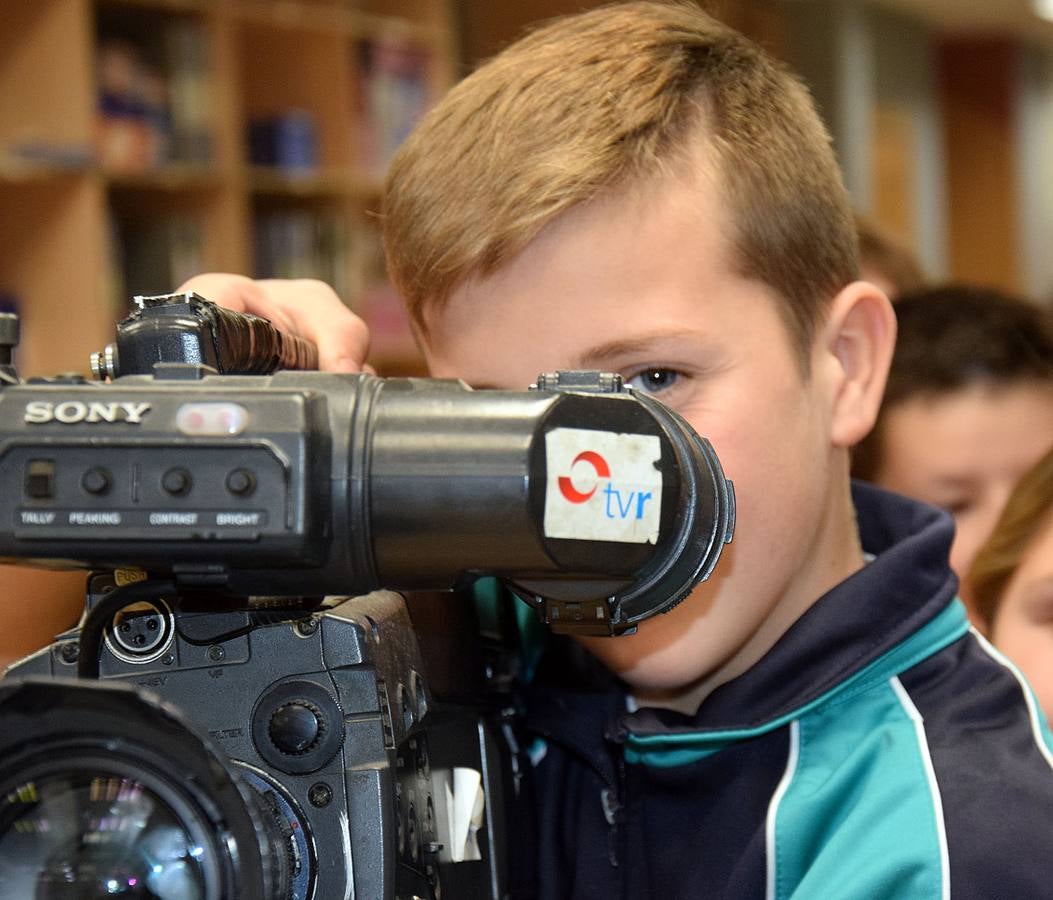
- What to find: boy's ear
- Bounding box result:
[819,281,897,448]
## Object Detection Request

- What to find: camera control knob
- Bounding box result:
[225,468,256,496]
[161,468,192,496]
[269,701,323,755]
[252,680,344,774]
[81,467,112,496]
[90,343,118,381]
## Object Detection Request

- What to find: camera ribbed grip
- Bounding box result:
[210,304,319,374]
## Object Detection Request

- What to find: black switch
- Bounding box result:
[25,460,55,499]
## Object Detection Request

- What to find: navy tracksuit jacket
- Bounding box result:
[510,483,1053,898]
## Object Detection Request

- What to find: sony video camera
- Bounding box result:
[0,293,735,899]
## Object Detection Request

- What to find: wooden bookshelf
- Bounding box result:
[0,0,455,378]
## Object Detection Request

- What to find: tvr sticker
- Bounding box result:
[544,427,662,544]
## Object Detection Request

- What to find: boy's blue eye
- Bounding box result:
[627,369,679,393]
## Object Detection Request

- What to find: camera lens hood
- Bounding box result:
[0,678,292,900]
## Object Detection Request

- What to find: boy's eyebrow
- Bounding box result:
[574,328,708,368]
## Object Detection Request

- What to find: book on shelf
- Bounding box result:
[95,18,212,173]
[110,214,205,313]
[253,210,350,302]
[165,19,213,166]
[248,111,319,173]
[351,35,433,180]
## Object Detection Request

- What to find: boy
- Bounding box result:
[853,285,1053,616]
[185,3,1053,896]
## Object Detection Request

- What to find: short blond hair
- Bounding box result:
[382,1,858,356]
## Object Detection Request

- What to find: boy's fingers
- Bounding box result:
[176,273,261,315]
[176,275,371,373]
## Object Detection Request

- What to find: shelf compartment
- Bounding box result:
[94,3,216,173]
[107,182,232,311]
[238,22,355,173]
[0,3,96,157]
[0,178,111,377]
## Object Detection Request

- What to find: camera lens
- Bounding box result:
[0,761,215,898]
[0,678,311,900]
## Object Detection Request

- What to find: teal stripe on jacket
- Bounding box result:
[624,599,970,767]
[766,677,947,899]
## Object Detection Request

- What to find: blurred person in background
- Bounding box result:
[969,445,1053,720]
[853,285,1053,618]
[855,213,927,300]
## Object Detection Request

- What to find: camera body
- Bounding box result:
[4,581,505,899]
[0,294,735,899]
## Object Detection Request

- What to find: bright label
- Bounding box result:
[544,427,663,544]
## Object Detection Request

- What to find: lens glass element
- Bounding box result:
[0,770,210,899]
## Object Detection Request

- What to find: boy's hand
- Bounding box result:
[177,274,372,373]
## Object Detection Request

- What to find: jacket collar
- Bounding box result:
[527,482,958,745]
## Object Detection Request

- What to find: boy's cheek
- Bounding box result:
[575,587,728,690]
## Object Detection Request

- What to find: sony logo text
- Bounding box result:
[23,400,152,425]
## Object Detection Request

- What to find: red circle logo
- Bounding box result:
[558,450,610,503]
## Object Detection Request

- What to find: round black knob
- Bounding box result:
[225,468,256,496]
[269,702,323,755]
[81,467,112,495]
[161,468,192,496]
[252,680,343,774]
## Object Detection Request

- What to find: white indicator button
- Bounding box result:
[176,402,249,436]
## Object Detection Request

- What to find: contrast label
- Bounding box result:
[544,427,662,544]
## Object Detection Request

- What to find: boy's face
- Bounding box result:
[421,163,866,701]
[874,384,1053,603]
[988,514,1053,720]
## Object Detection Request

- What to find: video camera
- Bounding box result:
[0,293,735,899]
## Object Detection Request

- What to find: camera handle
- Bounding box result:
[91,292,318,380]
